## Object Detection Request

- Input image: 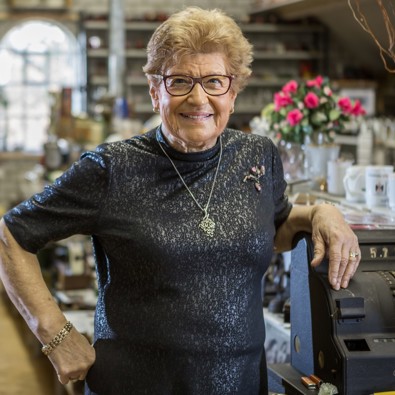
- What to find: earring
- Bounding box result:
[153,107,159,113]
[230,107,234,114]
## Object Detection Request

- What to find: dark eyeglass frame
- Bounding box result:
[153,74,234,97]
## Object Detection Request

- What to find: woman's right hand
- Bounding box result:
[0,220,96,385]
[48,327,96,385]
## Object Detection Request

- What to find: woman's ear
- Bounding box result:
[149,82,160,111]
[230,91,238,111]
[230,88,238,101]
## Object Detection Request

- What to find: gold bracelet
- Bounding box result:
[41,321,73,356]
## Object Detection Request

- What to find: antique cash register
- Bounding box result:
[269,229,395,394]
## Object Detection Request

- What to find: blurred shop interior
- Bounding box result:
[1,0,395,394]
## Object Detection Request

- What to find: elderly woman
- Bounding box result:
[0,7,359,395]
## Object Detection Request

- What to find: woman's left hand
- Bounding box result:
[310,203,360,290]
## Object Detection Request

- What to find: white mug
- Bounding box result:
[365,165,393,208]
[343,165,366,202]
[387,173,395,210]
[327,160,353,196]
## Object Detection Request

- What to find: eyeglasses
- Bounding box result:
[154,74,234,96]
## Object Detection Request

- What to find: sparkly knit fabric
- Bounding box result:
[4,127,291,395]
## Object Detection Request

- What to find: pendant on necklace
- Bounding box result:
[199,214,215,237]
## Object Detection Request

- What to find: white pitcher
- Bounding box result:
[343,165,366,203]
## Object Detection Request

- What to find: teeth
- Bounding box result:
[183,114,209,119]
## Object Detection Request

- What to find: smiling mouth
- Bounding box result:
[180,113,212,120]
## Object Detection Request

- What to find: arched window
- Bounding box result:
[0,20,82,152]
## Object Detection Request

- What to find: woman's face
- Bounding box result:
[149,53,237,153]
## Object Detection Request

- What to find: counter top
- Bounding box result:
[288,184,395,229]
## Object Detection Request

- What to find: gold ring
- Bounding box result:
[349,251,359,258]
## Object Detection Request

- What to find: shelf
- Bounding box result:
[235,104,263,114]
[83,20,109,29]
[88,48,147,58]
[126,49,147,58]
[134,103,154,114]
[0,10,78,21]
[248,78,290,87]
[90,75,108,85]
[8,0,72,12]
[126,76,148,86]
[240,22,324,33]
[90,76,148,86]
[250,0,335,15]
[84,20,160,31]
[334,134,358,146]
[254,50,324,60]
[87,49,108,57]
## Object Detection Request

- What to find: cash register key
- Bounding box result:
[301,376,317,390]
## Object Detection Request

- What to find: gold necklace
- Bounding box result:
[157,136,222,237]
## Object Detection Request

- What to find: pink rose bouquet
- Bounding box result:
[262,76,366,144]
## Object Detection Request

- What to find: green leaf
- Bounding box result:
[262,103,275,118]
[311,111,327,124]
[329,109,341,121]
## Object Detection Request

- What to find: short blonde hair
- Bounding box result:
[143,7,253,93]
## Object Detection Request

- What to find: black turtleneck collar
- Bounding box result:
[155,126,222,162]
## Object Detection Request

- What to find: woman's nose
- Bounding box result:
[187,82,208,104]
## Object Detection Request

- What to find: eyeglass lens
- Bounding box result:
[164,75,232,96]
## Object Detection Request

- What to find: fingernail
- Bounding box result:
[331,279,340,290]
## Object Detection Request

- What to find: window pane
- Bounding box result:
[0,20,81,152]
[7,118,25,151]
[25,86,49,117]
[7,88,25,116]
[51,54,77,84]
[25,54,48,84]
[25,118,48,152]
[0,49,14,85]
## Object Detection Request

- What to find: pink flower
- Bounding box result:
[286,109,303,126]
[338,97,353,114]
[351,100,367,116]
[274,92,293,111]
[306,75,323,88]
[304,92,320,109]
[282,80,298,94]
[262,76,367,144]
